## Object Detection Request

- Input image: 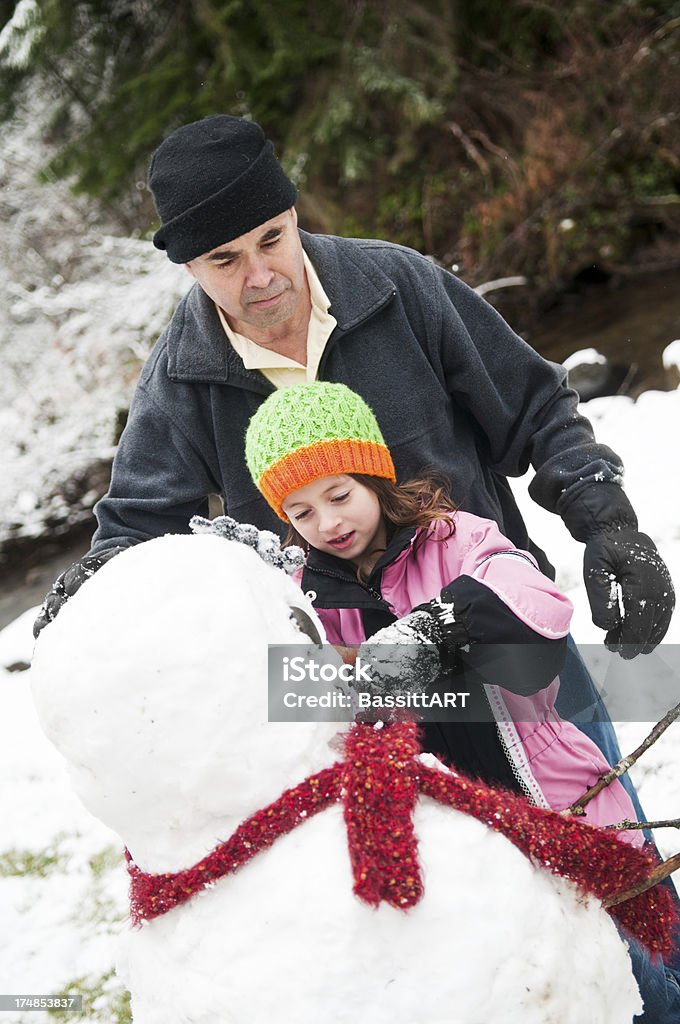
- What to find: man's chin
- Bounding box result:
[245,294,297,328]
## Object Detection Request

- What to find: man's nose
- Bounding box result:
[244,253,274,289]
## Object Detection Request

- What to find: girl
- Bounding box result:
[244,381,642,839]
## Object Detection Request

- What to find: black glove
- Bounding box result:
[358,611,443,699]
[556,481,675,658]
[416,595,469,652]
[33,547,126,639]
[584,528,675,658]
[417,577,568,696]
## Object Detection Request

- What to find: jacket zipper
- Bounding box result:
[305,564,394,610]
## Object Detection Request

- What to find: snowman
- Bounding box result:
[30,521,663,1024]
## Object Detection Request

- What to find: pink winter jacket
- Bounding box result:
[296,512,642,847]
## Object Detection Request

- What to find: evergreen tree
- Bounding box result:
[0,2,457,202]
[2,0,679,295]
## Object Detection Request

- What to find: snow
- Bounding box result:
[26,535,643,1022]
[562,347,607,370]
[663,338,680,371]
[0,608,37,670]
[0,113,189,545]
[0,661,129,1019]
[0,0,41,70]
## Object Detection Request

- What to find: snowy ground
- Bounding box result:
[0,650,130,1020]
[0,367,679,1020]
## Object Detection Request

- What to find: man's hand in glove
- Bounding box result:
[584,528,675,658]
[33,548,126,639]
[358,610,442,700]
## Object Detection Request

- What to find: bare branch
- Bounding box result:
[447,121,490,181]
[475,276,527,297]
[568,701,680,816]
[605,817,680,832]
[605,852,680,908]
[467,128,522,182]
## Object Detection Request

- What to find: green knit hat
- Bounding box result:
[245,382,396,519]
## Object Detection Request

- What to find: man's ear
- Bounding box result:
[185,262,197,280]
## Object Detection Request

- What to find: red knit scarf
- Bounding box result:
[126,721,676,954]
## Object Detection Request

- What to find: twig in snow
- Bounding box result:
[614,361,639,397]
[568,701,680,816]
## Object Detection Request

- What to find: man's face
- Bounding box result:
[185,208,307,338]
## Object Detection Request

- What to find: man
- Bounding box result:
[36,115,674,652]
[33,113,680,1013]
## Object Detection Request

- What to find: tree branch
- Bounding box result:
[568,701,680,816]
[604,852,680,908]
[605,817,680,832]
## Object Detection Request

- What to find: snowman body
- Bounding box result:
[30,534,642,1024]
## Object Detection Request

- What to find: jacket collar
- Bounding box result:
[166,231,396,385]
[300,231,396,332]
[302,526,417,609]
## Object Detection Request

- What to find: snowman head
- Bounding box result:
[31,533,339,871]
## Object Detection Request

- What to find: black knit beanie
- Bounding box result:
[149,115,298,263]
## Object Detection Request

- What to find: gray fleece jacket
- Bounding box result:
[91,230,635,574]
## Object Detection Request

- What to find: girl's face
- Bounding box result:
[282,474,386,566]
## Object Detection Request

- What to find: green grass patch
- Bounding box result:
[88,846,123,879]
[46,970,131,1023]
[0,845,65,878]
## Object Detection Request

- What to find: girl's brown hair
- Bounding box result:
[283,470,458,579]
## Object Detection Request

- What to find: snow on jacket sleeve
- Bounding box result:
[432,515,573,696]
[429,265,638,537]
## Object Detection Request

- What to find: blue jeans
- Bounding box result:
[622,937,680,1022]
[556,636,680,1010]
